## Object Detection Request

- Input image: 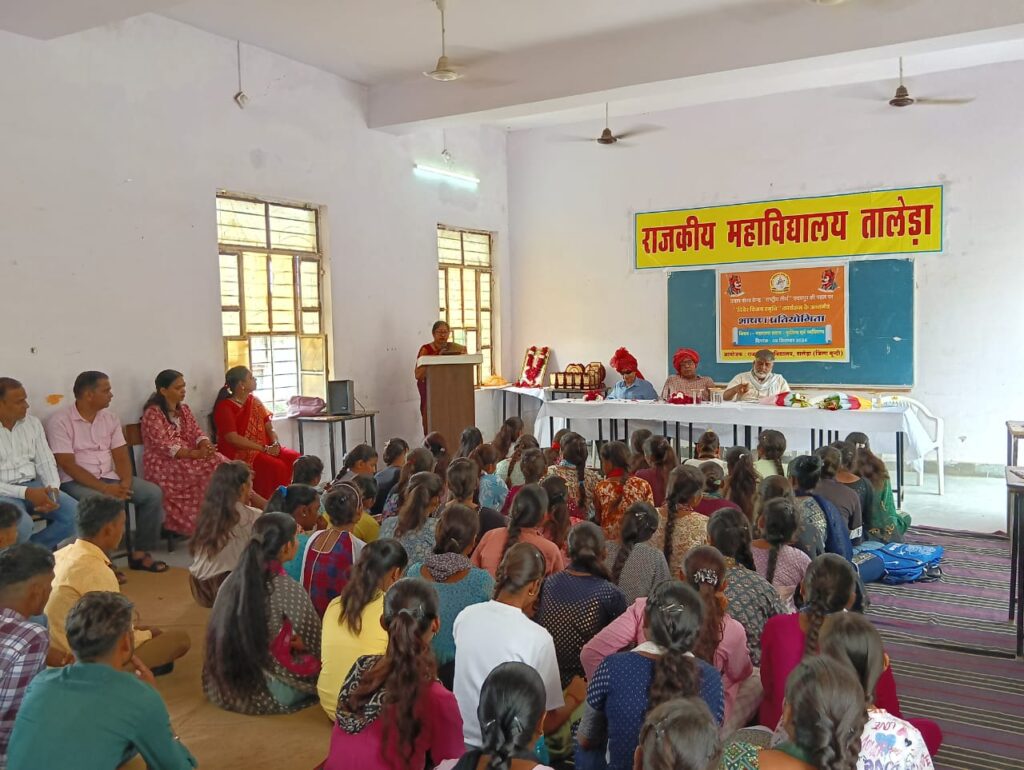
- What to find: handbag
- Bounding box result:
[285,395,326,418]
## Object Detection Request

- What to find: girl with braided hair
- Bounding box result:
[441,662,554,770]
[454,542,565,749]
[634,435,677,506]
[446,456,507,537]
[500,446,548,515]
[594,441,654,540]
[755,429,788,479]
[628,428,653,473]
[492,416,525,460]
[325,578,463,770]
[652,464,707,578]
[539,475,574,553]
[576,581,724,770]
[471,443,510,513]
[724,446,759,524]
[299,482,365,618]
[472,484,565,578]
[546,431,600,520]
[634,698,722,770]
[497,434,541,490]
[684,430,728,472]
[751,497,811,612]
[378,472,443,564]
[605,501,670,603]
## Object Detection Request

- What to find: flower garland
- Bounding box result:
[583,390,604,402]
[515,345,550,388]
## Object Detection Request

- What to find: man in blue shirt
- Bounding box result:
[607,348,658,400]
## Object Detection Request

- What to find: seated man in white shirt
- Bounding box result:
[0,378,76,550]
[723,349,791,403]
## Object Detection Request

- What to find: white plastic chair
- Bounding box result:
[897,396,945,495]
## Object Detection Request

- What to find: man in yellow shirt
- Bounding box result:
[44,495,190,673]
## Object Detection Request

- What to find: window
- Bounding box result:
[437,226,495,385]
[217,194,327,414]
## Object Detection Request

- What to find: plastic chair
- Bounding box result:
[896,396,945,495]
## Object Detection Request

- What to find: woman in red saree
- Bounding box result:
[414,321,465,435]
[213,367,300,499]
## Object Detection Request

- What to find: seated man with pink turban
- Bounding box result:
[661,348,716,401]
[607,348,658,400]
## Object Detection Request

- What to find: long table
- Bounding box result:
[534,400,933,506]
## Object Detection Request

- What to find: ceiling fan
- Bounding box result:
[424,0,462,82]
[592,104,659,145]
[888,57,973,107]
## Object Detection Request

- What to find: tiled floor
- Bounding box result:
[902,473,1006,535]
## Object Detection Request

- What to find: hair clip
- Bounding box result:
[397,606,424,620]
[277,485,288,499]
[693,567,719,586]
[658,602,688,614]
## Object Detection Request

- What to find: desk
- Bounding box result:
[292,412,378,478]
[1006,467,1024,658]
[497,386,547,422]
[1007,423,1024,532]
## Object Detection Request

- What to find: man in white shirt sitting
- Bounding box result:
[723,349,791,403]
[0,378,77,549]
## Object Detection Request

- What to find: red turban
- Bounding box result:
[610,347,644,379]
[673,348,700,372]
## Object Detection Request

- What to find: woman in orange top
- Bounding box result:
[593,441,653,542]
[472,484,566,577]
[212,366,300,498]
[415,321,466,434]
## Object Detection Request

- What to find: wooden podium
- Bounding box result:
[418,353,482,443]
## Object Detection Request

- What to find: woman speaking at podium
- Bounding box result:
[415,321,466,434]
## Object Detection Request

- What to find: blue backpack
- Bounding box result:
[856,542,944,585]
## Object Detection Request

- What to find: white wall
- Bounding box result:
[508,61,1024,466]
[0,14,509,451]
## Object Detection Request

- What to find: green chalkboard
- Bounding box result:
[667,259,914,386]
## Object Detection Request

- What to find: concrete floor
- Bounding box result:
[900,473,1007,535]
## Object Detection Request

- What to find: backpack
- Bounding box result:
[864,542,944,584]
[851,547,886,584]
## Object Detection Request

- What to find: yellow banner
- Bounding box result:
[635,186,942,269]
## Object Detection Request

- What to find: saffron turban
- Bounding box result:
[673,348,700,372]
[610,348,644,379]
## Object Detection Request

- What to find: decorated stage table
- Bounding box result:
[533,399,933,506]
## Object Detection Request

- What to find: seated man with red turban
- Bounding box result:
[607,348,658,400]
[661,348,716,401]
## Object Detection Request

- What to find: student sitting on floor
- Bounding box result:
[372,438,408,515]
[43,496,190,672]
[445,457,506,537]
[348,474,381,543]
[325,578,464,770]
[593,441,654,542]
[651,465,708,578]
[301,484,365,617]
[204,513,320,715]
[187,460,261,607]
[633,435,677,507]
[291,454,325,488]
[379,472,442,564]
[335,444,378,485]
[751,496,811,613]
[724,446,759,523]
[0,544,54,766]
[501,447,548,516]
[605,502,670,604]
[265,484,323,582]
[0,502,19,549]
[470,443,510,513]
[787,456,852,560]
[633,698,722,770]
[472,485,566,577]
[9,591,197,770]
[497,434,540,492]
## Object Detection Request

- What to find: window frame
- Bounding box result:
[437,225,496,386]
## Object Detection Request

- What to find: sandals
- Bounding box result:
[128,553,170,573]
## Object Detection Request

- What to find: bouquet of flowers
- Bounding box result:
[667,392,695,405]
[765,392,813,408]
[515,346,550,388]
[814,393,873,411]
[583,390,605,402]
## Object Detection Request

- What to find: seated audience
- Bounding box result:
[371,438,407,514]
[454,542,564,748]
[187,461,261,607]
[48,370,166,571]
[325,578,463,770]
[497,435,541,493]
[539,476,574,553]
[381,447,434,516]
[755,429,787,479]
[684,430,728,472]
[576,581,724,770]
[0,503,21,549]
[594,441,654,541]
[634,435,676,507]
[291,454,325,488]
[471,443,510,512]
[455,426,484,459]
[348,474,381,543]
[607,348,658,401]
[788,456,852,560]
[437,662,554,770]
[847,432,910,542]
[707,508,785,666]
[723,348,790,403]
[634,698,722,770]
[335,444,378,484]
[661,347,715,401]
[652,465,708,577]
[318,539,407,718]
[446,457,506,535]
[408,504,494,688]
[694,461,740,516]
[535,522,627,689]
[301,484,364,617]
[546,432,600,520]
[501,446,548,515]
[628,428,653,472]
[723,657,867,769]
[379,472,442,563]
[472,484,566,577]
[820,613,937,766]
[723,446,759,521]
[0,544,54,766]
[212,366,300,498]
[831,440,876,542]
[606,502,670,604]
[44,496,190,670]
[9,592,197,769]
[140,369,226,536]
[491,416,525,460]
[266,484,323,582]
[204,513,319,715]
[813,446,863,544]
[0,377,76,549]
[751,497,811,612]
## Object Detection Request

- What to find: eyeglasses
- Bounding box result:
[621,370,635,375]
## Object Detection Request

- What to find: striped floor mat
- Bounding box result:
[865,526,1024,770]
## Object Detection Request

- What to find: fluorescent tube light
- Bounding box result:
[414,164,480,186]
